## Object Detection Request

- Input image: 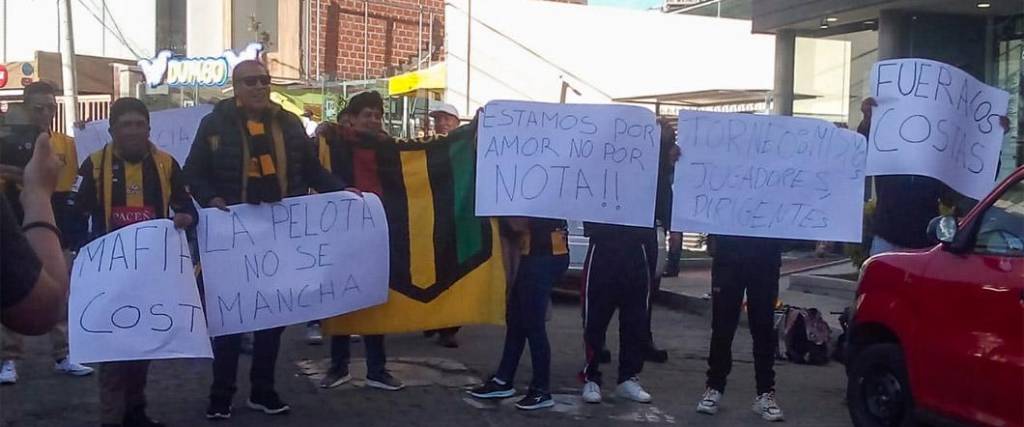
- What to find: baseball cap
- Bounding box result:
[428,102,459,119]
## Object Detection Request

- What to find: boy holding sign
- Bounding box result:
[74,98,197,427]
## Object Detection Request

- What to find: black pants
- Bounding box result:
[331,335,386,378]
[582,238,655,385]
[210,327,285,403]
[706,260,779,395]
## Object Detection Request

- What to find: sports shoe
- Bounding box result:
[515,389,554,410]
[697,388,723,415]
[319,368,351,389]
[247,393,291,415]
[0,360,16,385]
[468,378,515,399]
[54,358,94,376]
[644,347,669,364]
[205,400,232,420]
[753,391,785,422]
[366,372,405,391]
[616,377,652,403]
[581,381,602,403]
[123,405,165,427]
[306,323,323,345]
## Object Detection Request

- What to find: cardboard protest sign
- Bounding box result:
[867,58,1010,199]
[198,192,390,336]
[476,100,660,227]
[75,105,213,166]
[672,111,867,243]
[69,219,212,364]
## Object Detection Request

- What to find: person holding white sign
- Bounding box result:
[184,60,352,420]
[860,97,1010,254]
[74,98,197,427]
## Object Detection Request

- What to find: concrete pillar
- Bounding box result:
[772,29,795,116]
[877,9,907,60]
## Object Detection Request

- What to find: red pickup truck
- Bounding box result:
[847,166,1024,427]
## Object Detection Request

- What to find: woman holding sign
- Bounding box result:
[74,98,197,427]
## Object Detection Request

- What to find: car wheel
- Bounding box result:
[847,343,915,427]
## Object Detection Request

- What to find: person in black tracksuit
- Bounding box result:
[696,235,785,421]
[579,222,657,403]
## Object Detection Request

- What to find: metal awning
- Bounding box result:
[613,89,816,108]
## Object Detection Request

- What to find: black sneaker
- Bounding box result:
[515,390,554,410]
[644,347,669,363]
[205,400,232,420]
[123,406,165,427]
[468,378,515,399]
[319,368,352,389]
[247,393,290,415]
[366,372,405,391]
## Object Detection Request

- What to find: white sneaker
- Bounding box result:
[54,358,94,376]
[616,377,652,403]
[581,381,602,403]
[0,360,16,384]
[753,392,785,422]
[306,324,323,345]
[697,388,722,415]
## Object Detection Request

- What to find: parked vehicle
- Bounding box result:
[846,166,1024,427]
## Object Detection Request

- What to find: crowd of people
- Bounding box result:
[0,59,1011,427]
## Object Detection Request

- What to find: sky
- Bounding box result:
[586,0,664,10]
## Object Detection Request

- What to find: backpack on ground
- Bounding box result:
[780,306,831,365]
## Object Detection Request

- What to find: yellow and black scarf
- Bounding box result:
[243,115,283,204]
[89,144,173,232]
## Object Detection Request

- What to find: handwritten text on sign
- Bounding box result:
[476,100,660,227]
[672,111,867,243]
[74,105,213,166]
[198,192,390,336]
[69,219,212,364]
[868,58,1010,199]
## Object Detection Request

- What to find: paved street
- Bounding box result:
[1,297,852,427]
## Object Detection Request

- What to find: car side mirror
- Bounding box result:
[927,216,958,245]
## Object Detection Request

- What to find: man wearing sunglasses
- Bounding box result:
[184,60,354,420]
[0,81,94,386]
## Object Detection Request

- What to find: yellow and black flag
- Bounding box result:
[323,124,506,335]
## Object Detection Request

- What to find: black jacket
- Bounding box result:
[708,235,783,267]
[184,99,345,206]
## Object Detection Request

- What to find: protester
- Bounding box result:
[468,217,569,410]
[184,60,349,419]
[858,97,1011,255]
[0,82,93,384]
[315,91,405,392]
[428,102,460,135]
[0,132,69,337]
[695,235,784,422]
[74,97,197,427]
[578,220,658,403]
[423,102,463,348]
[645,123,680,364]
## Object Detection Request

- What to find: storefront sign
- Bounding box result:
[139,43,263,88]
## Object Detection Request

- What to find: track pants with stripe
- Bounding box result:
[581,236,657,385]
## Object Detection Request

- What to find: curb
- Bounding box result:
[789,274,857,300]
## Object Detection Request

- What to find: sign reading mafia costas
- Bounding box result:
[138,43,263,88]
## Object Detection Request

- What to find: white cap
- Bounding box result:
[428,102,460,119]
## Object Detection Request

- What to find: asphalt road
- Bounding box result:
[1,297,853,426]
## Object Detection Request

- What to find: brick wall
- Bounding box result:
[311,0,585,82]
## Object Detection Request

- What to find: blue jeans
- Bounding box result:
[494,254,569,393]
[331,335,386,378]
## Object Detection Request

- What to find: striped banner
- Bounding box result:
[324,125,506,335]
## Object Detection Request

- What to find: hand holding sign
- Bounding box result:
[866,58,1010,199]
[69,219,212,364]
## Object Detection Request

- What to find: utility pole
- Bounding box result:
[58,0,79,136]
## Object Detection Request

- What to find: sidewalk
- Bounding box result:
[656,254,855,330]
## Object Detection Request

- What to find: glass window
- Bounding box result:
[973,179,1024,256]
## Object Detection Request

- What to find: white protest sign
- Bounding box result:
[868,58,1010,199]
[75,104,213,165]
[69,219,212,364]
[673,111,867,243]
[198,192,390,336]
[476,100,660,227]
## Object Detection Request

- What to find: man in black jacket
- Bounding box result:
[184,60,351,420]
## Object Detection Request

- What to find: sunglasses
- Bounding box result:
[237,75,271,87]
